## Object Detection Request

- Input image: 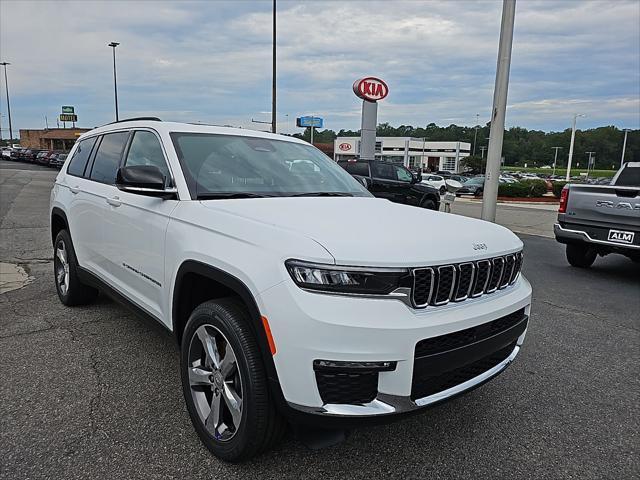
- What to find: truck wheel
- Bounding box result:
[421,198,437,210]
[53,230,98,306]
[566,243,597,268]
[180,299,286,462]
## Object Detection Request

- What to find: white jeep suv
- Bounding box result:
[50,118,532,461]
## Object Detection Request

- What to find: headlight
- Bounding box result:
[285,260,410,295]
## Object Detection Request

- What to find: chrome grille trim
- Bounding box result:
[454,262,475,301]
[412,267,434,308]
[410,251,523,308]
[432,265,457,306]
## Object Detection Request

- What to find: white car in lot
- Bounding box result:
[421,174,447,194]
[49,118,532,461]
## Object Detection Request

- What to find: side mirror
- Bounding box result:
[116,165,177,199]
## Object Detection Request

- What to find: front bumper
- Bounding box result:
[259,274,532,420]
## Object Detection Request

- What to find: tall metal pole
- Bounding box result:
[473,113,479,156]
[108,43,120,121]
[551,146,562,176]
[0,62,13,142]
[481,0,516,222]
[271,0,277,134]
[565,113,584,181]
[585,151,595,180]
[620,129,629,167]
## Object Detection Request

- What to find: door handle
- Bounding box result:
[69,185,80,195]
[106,196,122,207]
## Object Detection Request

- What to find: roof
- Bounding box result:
[79,120,310,147]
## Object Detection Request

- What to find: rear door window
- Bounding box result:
[371,162,396,180]
[89,132,130,184]
[67,137,98,177]
[342,161,369,176]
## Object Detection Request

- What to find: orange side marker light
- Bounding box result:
[261,316,277,356]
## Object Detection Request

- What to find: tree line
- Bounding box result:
[294,123,639,169]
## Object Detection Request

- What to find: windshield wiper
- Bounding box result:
[197,192,272,200]
[288,192,354,197]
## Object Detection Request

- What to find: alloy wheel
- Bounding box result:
[188,324,243,441]
[55,241,70,295]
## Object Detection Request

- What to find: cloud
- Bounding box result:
[0,0,638,134]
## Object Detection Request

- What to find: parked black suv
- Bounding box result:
[338,159,440,210]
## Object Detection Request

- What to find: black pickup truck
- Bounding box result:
[338,159,440,210]
[554,162,640,267]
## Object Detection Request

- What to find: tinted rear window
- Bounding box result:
[614,165,640,187]
[340,161,369,176]
[89,132,130,184]
[67,137,98,177]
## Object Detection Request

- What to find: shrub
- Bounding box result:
[552,181,568,197]
[498,179,547,198]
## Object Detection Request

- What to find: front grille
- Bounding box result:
[411,252,523,308]
[415,308,526,358]
[315,370,378,405]
[411,341,517,400]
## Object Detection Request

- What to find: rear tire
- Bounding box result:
[566,243,597,268]
[180,299,286,462]
[421,198,437,211]
[53,230,98,306]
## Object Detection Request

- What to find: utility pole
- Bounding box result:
[480,145,487,158]
[481,0,515,222]
[585,151,595,180]
[565,113,585,181]
[620,129,630,167]
[271,0,277,134]
[108,42,120,121]
[473,113,479,156]
[551,146,562,176]
[0,62,13,143]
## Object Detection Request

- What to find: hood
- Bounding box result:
[201,197,522,267]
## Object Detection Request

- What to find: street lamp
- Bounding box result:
[0,62,13,143]
[108,42,120,121]
[271,0,277,134]
[620,128,630,167]
[565,113,586,181]
[551,146,562,176]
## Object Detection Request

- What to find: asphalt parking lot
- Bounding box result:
[1,160,638,480]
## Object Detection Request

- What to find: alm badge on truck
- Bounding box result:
[608,229,635,244]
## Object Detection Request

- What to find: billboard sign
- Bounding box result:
[296,116,323,128]
[353,77,389,102]
[59,114,78,122]
[61,106,75,114]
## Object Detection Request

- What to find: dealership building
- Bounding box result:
[333,137,471,172]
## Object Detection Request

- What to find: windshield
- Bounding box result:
[171,133,371,199]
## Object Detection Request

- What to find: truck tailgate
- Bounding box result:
[565,184,640,230]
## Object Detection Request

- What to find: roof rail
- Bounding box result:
[105,116,162,125]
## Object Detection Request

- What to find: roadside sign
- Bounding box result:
[59,114,78,122]
[296,116,323,128]
[61,106,75,114]
[353,77,389,102]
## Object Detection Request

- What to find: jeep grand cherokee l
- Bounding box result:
[50,118,532,461]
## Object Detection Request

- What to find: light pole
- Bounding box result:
[551,146,562,176]
[0,62,13,143]
[271,0,277,134]
[565,113,585,181]
[620,128,630,167]
[108,42,120,121]
[472,113,479,156]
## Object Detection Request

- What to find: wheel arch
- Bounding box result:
[51,207,69,246]
[171,260,288,410]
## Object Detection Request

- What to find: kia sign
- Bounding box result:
[353,77,389,102]
[339,143,352,151]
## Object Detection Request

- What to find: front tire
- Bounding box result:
[566,243,597,268]
[180,299,285,462]
[53,230,98,306]
[421,198,437,210]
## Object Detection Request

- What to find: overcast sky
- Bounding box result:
[1,0,638,135]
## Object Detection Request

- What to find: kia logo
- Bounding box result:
[339,143,352,151]
[353,77,389,102]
